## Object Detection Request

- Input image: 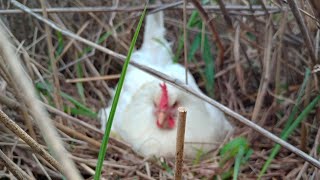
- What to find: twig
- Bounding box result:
[0,57,37,140]
[41,102,104,134]
[286,0,316,64]
[0,94,20,109]
[257,0,271,17]
[65,74,121,83]
[0,110,62,173]
[175,107,187,180]
[190,0,224,70]
[40,0,63,111]
[136,171,156,180]
[0,149,34,180]
[233,22,246,93]
[309,0,320,19]
[10,0,320,169]
[0,13,82,179]
[54,122,101,149]
[216,0,233,28]
[183,0,188,84]
[32,154,52,180]
[251,20,273,123]
[0,5,282,14]
[54,21,90,67]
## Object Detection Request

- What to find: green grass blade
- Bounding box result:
[203,35,215,97]
[94,5,147,180]
[36,82,96,118]
[60,92,96,118]
[281,68,311,135]
[188,33,201,61]
[173,11,201,63]
[80,32,111,57]
[55,31,64,56]
[258,93,320,179]
[258,68,311,178]
[76,63,86,103]
[233,146,244,180]
[219,137,252,180]
[66,107,97,119]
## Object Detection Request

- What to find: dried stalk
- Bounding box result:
[233,22,246,93]
[54,122,101,148]
[216,0,233,28]
[32,154,52,180]
[0,94,19,109]
[41,102,103,134]
[0,57,36,140]
[10,0,320,169]
[39,0,63,111]
[183,0,188,84]
[190,0,225,70]
[0,17,82,179]
[287,0,316,64]
[309,0,320,19]
[275,11,288,96]
[251,20,273,123]
[0,149,34,180]
[65,74,121,83]
[175,107,187,180]
[0,4,281,14]
[0,110,62,173]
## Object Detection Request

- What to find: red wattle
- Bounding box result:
[156,119,163,128]
[168,117,175,129]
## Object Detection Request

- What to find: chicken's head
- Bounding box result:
[154,83,178,129]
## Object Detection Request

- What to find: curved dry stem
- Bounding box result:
[0,148,34,180]
[0,109,62,173]
[0,20,82,179]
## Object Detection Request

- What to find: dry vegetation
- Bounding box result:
[0,0,319,179]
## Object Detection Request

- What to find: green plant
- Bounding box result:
[93,5,147,180]
[175,10,216,97]
[219,137,253,180]
[36,82,97,118]
[258,69,320,179]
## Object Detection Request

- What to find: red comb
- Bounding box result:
[159,83,169,110]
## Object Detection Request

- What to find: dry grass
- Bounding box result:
[0,0,319,179]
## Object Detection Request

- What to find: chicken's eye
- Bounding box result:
[172,101,179,108]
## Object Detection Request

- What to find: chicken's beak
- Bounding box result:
[157,112,166,127]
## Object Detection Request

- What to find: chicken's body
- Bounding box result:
[99,12,233,158]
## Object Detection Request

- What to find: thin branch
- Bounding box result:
[216,0,233,28]
[41,102,103,134]
[0,8,83,179]
[10,0,320,169]
[251,20,273,123]
[40,0,63,111]
[287,0,316,65]
[0,4,281,14]
[32,154,52,180]
[54,122,101,149]
[0,110,62,173]
[190,0,224,70]
[183,0,188,84]
[0,149,34,180]
[65,74,121,83]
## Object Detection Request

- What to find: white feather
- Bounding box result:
[99,11,233,158]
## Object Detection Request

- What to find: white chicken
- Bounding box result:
[99,11,233,158]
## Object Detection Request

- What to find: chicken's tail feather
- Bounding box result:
[143,11,166,46]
